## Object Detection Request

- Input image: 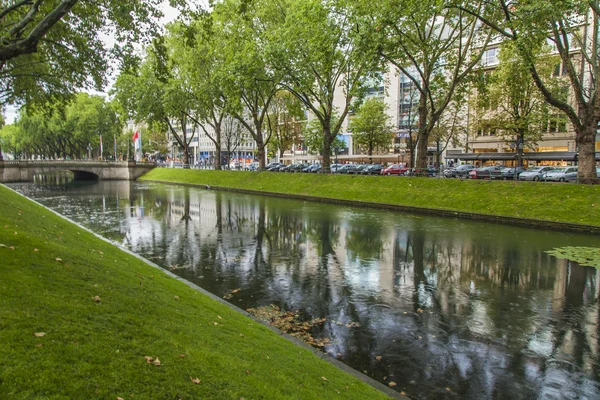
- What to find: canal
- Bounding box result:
[10,179,600,399]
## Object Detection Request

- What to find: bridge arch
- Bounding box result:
[71,170,100,181]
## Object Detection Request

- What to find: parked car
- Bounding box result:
[468,165,504,179]
[287,163,309,172]
[544,166,578,182]
[302,164,321,173]
[406,167,436,177]
[266,162,283,171]
[329,164,343,173]
[518,166,555,181]
[351,164,369,174]
[362,164,384,175]
[444,164,475,178]
[336,164,357,174]
[381,164,408,176]
[245,162,260,171]
[498,167,525,180]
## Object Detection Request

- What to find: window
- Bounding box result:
[482,47,499,66]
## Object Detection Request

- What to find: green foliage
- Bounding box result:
[0,0,181,109]
[264,0,381,169]
[354,0,495,168]
[0,93,122,159]
[303,118,346,155]
[349,98,392,157]
[0,185,390,400]
[546,247,600,269]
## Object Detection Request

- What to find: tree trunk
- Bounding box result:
[576,123,598,183]
[415,96,429,169]
[321,120,332,173]
[214,125,222,170]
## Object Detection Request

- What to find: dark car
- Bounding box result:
[287,163,309,172]
[381,164,408,176]
[336,164,357,174]
[351,164,369,174]
[445,164,475,178]
[266,162,283,171]
[406,167,436,177]
[468,166,504,179]
[499,167,525,180]
[362,164,384,175]
[302,164,320,173]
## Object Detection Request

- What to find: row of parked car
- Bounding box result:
[444,164,597,182]
[264,162,437,176]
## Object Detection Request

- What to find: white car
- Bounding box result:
[544,166,577,182]
[518,166,555,181]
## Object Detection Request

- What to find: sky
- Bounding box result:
[4,1,181,124]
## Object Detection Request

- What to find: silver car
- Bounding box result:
[518,166,555,181]
[544,166,577,182]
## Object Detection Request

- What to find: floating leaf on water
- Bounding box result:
[546,247,600,269]
[388,382,397,387]
[376,356,382,361]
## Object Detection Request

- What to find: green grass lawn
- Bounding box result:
[0,185,392,400]
[140,169,600,228]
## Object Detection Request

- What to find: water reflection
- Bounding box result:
[10,180,600,400]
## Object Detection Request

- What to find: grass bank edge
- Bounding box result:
[0,185,395,400]
[140,169,600,229]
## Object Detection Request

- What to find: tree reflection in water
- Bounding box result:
[11,180,600,400]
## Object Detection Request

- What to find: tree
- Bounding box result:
[264,0,380,172]
[355,0,494,169]
[349,98,392,161]
[1,92,122,159]
[0,0,181,108]
[266,91,304,159]
[222,115,244,165]
[112,39,198,165]
[471,42,559,167]
[167,13,230,170]
[459,0,599,181]
[303,118,346,157]
[212,0,279,169]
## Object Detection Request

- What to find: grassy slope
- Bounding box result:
[140,169,600,227]
[0,185,390,400]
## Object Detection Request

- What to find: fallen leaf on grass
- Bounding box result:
[35,344,43,348]
[144,356,154,363]
[174,296,180,300]
[321,376,328,382]
[245,370,251,375]
[34,332,46,337]
[213,322,218,326]
[92,296,101,303]
[152,358,161,366]
[190,377,200,384]
[55,258,63,262]
[388,382,397,387]
[34,248,39,252]
[9,246,15,250]
[117,397,124,400]
[0,244,6,248]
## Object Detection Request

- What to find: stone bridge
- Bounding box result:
[0,160,156,183]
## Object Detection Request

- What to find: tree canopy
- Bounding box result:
[0,0,184,108]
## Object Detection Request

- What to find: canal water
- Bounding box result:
[9,179,600,399]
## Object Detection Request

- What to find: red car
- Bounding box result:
[381,164,408,176]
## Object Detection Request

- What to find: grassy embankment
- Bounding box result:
[0,185,391,400]
[140,169,600,228]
